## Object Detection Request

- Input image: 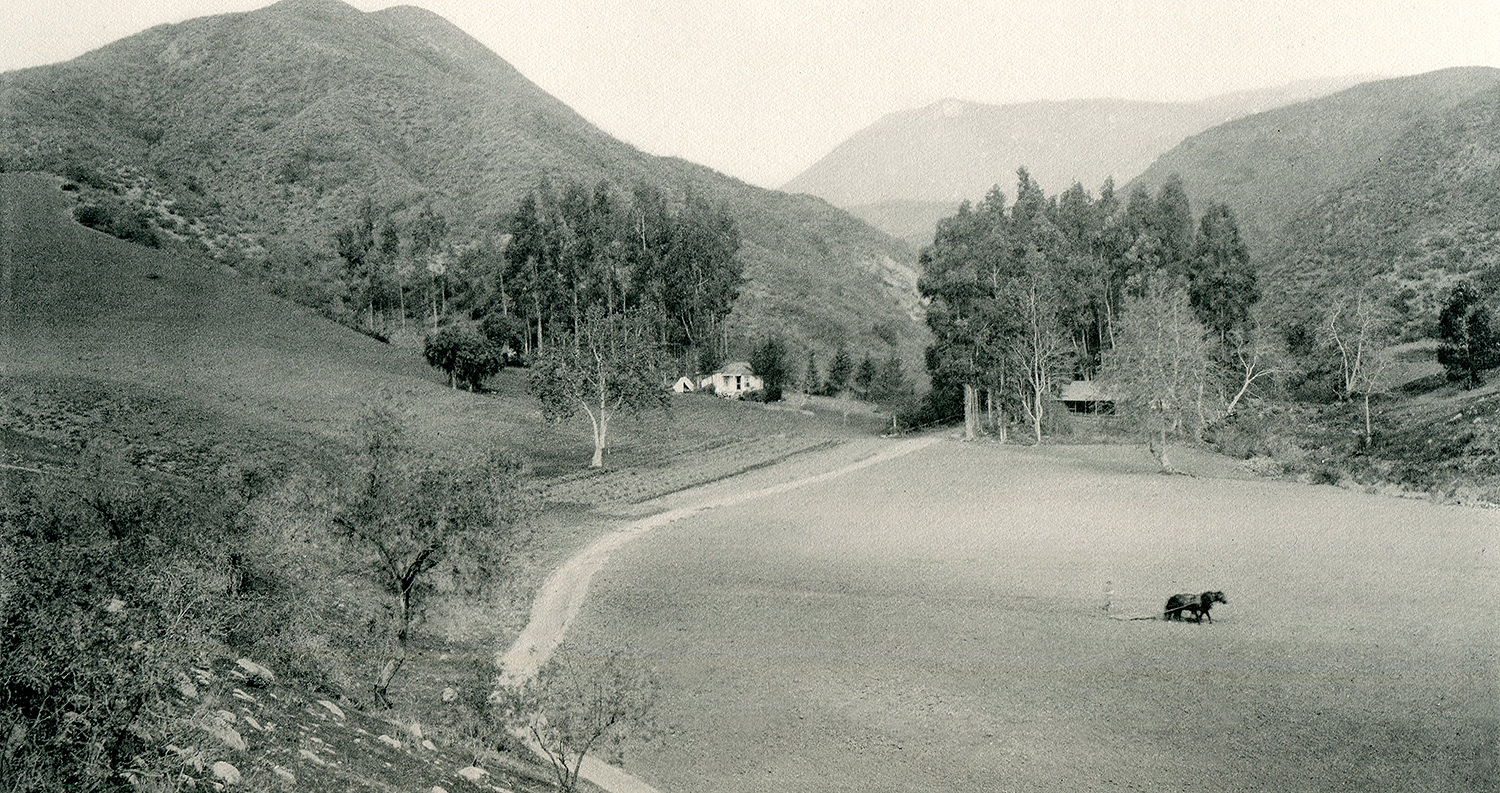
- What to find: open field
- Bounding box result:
[568,440,1499,793]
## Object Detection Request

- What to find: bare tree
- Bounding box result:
[529,307,669,467]
[1219,325,1283,418]
[500,651,658,793]
[1320,291,1392,448]
[1100,280,1211,472]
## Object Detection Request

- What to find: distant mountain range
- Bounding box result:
[0,0,924,362]
[782,76,1372,247]
[1130,67,1500,335]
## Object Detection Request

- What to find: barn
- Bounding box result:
[1059,379,1114,414]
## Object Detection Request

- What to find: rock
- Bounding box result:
[241,714,263,732]
[456,766,488,783]
[378,734,403,749]
[316,700,345,719]
[422,739,437,752]
[215,709,236,724]
[432,787,449,793]
[232,688,257,703]
[407,721,423,741]
[235,658,275,686]
[272,765,296,786]
[298,748,326,766]
[104,597,126,614]
[210,761,241,785]
[441,687,458,703]
[202,716,247,753]
[175,674,199,700]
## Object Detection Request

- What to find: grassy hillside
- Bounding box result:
[0,172,880,485]
[1129,67,1500,254]
[0,0,924,364]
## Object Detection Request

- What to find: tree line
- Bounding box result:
[923,167,1500,467]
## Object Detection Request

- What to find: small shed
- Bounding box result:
[672,376,698,394]
[1059,380,1114,415]
[705,362,764,398]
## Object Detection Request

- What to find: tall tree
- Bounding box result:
[825,344,854,396]
[1437,282,1499,389]
[1187,203,1257,342]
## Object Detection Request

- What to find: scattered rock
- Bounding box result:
[441,687,458,703]
[235,658,275,686]
[202,716,247,753]
[432,787,449,793]
[232,688,257,703]
[378,734,403,749]
[408,721,423,741]
[272,765,296,786]
[215,709,237,724]
[175,673,199,700]
[457,766,488,783]
[104,597,126,614]
[210,761,241,785]
[316,700,346,719]
[241,714,263,732]
[422,739,437,752]
[298,748,326,766]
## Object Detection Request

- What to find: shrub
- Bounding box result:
[74,201,160,248]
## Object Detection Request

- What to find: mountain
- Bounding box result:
[1130,67,1500,254]
[0,0,923,363]
[781,76,1369,247]
[1128,67,1500,336]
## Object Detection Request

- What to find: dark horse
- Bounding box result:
[1163,591,1228,622]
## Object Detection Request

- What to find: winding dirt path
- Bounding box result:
[496,434,942,793]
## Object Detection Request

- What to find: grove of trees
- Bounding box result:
[920,170,1264,455]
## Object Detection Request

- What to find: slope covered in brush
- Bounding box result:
[1130,67,1500,253]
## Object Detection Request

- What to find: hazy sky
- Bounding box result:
[6,1,1499,187]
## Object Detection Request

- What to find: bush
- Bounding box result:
[74,201,160,248]
[425,326,501,391]
[0,476,239,790]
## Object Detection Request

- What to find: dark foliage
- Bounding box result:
[1437,282,1499,388]
[748,336,792,402]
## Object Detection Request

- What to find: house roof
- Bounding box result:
[1059,380,1112,402]
[718,361,755,376]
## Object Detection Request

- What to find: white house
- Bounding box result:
[703,361,763,398]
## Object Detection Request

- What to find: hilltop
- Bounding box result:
[782,76,1367,248]
[0,0,923,363]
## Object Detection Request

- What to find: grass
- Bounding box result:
[567,440,1498,793]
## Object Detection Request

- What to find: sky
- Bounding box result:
[5,1,1499,188]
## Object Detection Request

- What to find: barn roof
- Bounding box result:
[1059,380,1112,402]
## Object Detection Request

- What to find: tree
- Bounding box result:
[854,354,878,398]
[803,350,819,396]
[499,650,657,793]
[1100,280,1212,472]
[1437,281,1499,389]
[424,326,501,391]
[336,197,379,329]
[530,307,669,467]
[1187,203,1257,342]
[1320,289,1392,447]
[332,409,527,706]
[870,355,911,405]
[825,345,854,396]
[749,336,792,402]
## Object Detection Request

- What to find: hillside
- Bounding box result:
[781,76,1367,247]
[1129,67,1500,254]
[0,0,923,363]
[1268,83,1500,333]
